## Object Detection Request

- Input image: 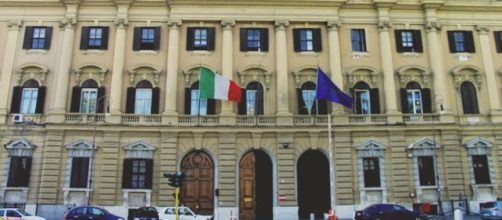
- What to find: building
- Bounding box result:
[1,0,502,219]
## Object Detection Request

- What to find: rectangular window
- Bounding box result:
[495,31,502,53]
[80,27,109,50]
[363,157,381,187]
[88,28,103,48]
[351,29,367,52]
[133,27,160,51]
[70,157,89,188]
[355,90,371,114]
[131,159,147,188]
[300,30,314,51]
[20,88,38,114]
[194,29,208,48]
[454,32,465,52]
[7,157,32,187]
[32,27,46,49]
[247,29,261,50]
[187,27,215,51]
[246,90,257,115]
[293,28,321,52]
[190,90,207,115]
[472,155,491,184]
[141,28,155,50]
[135,88,152,115]
[448,31,475,53]
[23,26,52,50]
[123,159,153,189]
[80,88,98,113]
[302,90,317,115]
[240,28,269,52]
[395,30,423,53]
[407,89,423,114]
[418,156,436,186]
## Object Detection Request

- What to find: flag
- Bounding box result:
[199,67,242,103]
[316,67,353,108]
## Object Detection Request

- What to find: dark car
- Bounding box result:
[128,207,159,220]
[64,206,125,220]
[354,203,428,220]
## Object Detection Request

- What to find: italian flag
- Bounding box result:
[199,67,242,103]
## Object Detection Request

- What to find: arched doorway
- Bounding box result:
[180,150,214,215]
[239,150,273,220]
[297,150,330,219]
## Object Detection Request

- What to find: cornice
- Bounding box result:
[0,1,64,7]
[167,0,346,7]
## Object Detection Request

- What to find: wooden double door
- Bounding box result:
[180,151,214,215]
[239,150,273,220]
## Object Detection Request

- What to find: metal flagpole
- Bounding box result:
[328,113,336,212]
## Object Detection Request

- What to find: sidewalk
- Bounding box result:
[339,215,481,220]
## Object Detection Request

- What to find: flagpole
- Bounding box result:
[198,65,202,126]
[328,106,336,213]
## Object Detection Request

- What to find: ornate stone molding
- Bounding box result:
[221,20,235,30]
[355,140,386,157]
[425,21,442,32]
[327,20,342,32]
[168,19,182,30]
[408,138,438,156]
[291,66,317,88]
[465,137,493,155]
[450,65,483,90]
[4,139,36,157]
[127,65,162,87]
[123,140,156,159]
[66,139,96,157]
[7,20,23,30]
[475,25,490,35]
[396,65,431,88]
[237,65,272,90]
[59,17,76,29]
[15,64,49,86]
[114,18,129,28]
[274,20,289,31]
[73,65,108,87]
[378,20,392,32]
[345,66,380,88]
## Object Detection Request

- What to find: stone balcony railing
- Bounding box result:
[2,112,499,127]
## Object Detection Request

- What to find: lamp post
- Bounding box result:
[432,95,444,216]
[87,95,109,205]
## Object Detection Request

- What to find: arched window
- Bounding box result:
[185,81,215,115]
[71,79,105,113]
[126,80,160,115]
[400,81,431,114]
[238,81,264,115]
[460,81,479,114]
[351,82,380,114]
[297,82,328,115]
[10,79,46,114]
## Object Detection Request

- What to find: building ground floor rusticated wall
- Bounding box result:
[1,123,501,220]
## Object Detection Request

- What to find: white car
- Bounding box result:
[158,207,213,220]
[0,208,46,220]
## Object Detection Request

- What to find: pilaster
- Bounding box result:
[218,133,237,207]
[220,20,236,117]
[277,134,295,206]
[163,20,182,119]
[109,16,129,121]
[327,21,345,115]
[159,132,179,205]
[274,20,292,117]
[0,20,23,119]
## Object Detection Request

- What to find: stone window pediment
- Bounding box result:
[123,140,156,159]
[15,64,49,86]
[128,65,162,88]
[345,66,380,88]
[292,66,317,88]
[450,66,483,90]
[73,65,108,87]
[356,140,386,157]
[408,138,438,156]
[396,66,431,88]
[237,65,272,90]
[5,139,36,157]
[66,139,96,158]
[465,137,493,155]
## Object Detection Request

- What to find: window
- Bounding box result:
[70,157,89,188]
[351,29,367,52]
[407,89,422,114]
[187,27,215,51]
[297,82,328,115]
[11,79,46,114]
[460,81,479,114]
[133,27,160,51]
[185,81,215,115]
[80,88,98,113]
[472,155,490,184]
[191,89,207,115]
[495,31,502,53]
[126,81,160,114]
[80,27,109,50]
[135,88,152,115]
[239,82,264,115]
[122,159,153,189]
[352,82,380,114]
[363,157,381,187]
[293,29,321,52]
[23,26,52,50]
[418,156,436,186]
[395,30,423,53]
[71,79,105,113]
[447,31,475,53]
[400,82,432,114]
[240,28,268,52]
[7,156,32,187]
[6,210,22,218]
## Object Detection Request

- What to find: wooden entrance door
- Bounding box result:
[180,151,214,215]
[239,151,256,220]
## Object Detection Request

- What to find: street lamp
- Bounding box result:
[87,95,110,205]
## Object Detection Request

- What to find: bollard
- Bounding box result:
[310,213,315,220]
[454,208,464,220]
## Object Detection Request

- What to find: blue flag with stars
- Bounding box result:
[316,67,353,108]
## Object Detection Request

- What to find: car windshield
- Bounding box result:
[16,210,32,216]
[481,202,497,208]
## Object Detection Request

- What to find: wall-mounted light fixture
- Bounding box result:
[280,142,290,148]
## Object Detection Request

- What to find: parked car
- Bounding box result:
[0,208,46,220]
[480,201,502,220]
[158,207,213,220]
[354,203,428,220]
[128,207,159,220]
[64,206,125,220]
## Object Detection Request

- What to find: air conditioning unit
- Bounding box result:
[12,114,24,123]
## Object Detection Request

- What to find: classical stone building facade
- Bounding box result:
[1,0,502,219]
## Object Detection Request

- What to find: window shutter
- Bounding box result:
[10,86,22,113]
[43,27,53,50]
[122,159,133,188]
[394,30,404,52]
[256,89,264,115]
[35,86,46,114]
[133,27,141,51]
[361,30,367,52]
[153,27,161,50]
[297,88,307,115]
[313,29,322,52]
[70,86,82,113]
[465,31,475,53]
[97,87,106,113]
[495,32,502,53]
[421,88,432,113]
[207,28,215,51]
[370,88,381,114]
[184,88,191,114]
[70,158,89,188]
[207,99,216,115]
[126,87,136,114]
[9,157,32,187]
[186,28,195,51]
[151,87,160,114]
[145,159,153,189]
[238,88,247,115]
[23,26,34,49]
[80,27,90,50]
[7,157,19,186]
[261,28,269,52]
[101,27,109,50]
[318,99,328,114]
[24,158,32,187]
[240,28,247,51]
[413,30,423,53]
[400,88,409,113]
[447,31,457,53]
[293,29,301,52]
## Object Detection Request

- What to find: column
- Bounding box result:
[327,21,345,115]
[378,20,400,118]
[275,20,291,116]
[220,20,235,115]
[0,20,22,117]
[476,25,502,122]
[109,18,128,116]
[164,20,181,115]
[52,18,76,114]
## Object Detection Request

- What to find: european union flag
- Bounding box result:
[316,67,353,108]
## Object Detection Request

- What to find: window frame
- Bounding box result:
[122,158,153,189]
[87,27,104,49]
[418,156,436,186]
[187,27,215,51]
[79,88,98,114]
[7,156,32,187]
[495,31,502,53]
[351,29,367,52]
[140,27,156,50]
[448,31,475,53]
[472,155,491,184]
[354,89,371,115]
[246,29,261,51]
[134,88,153,115]
[31,27,47,49]
[363,157,381,188]
[406,89,423,114]
[460,81,480,114]
[20,87,39,114]
[190,89,208,116]
[70,157,90,188]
